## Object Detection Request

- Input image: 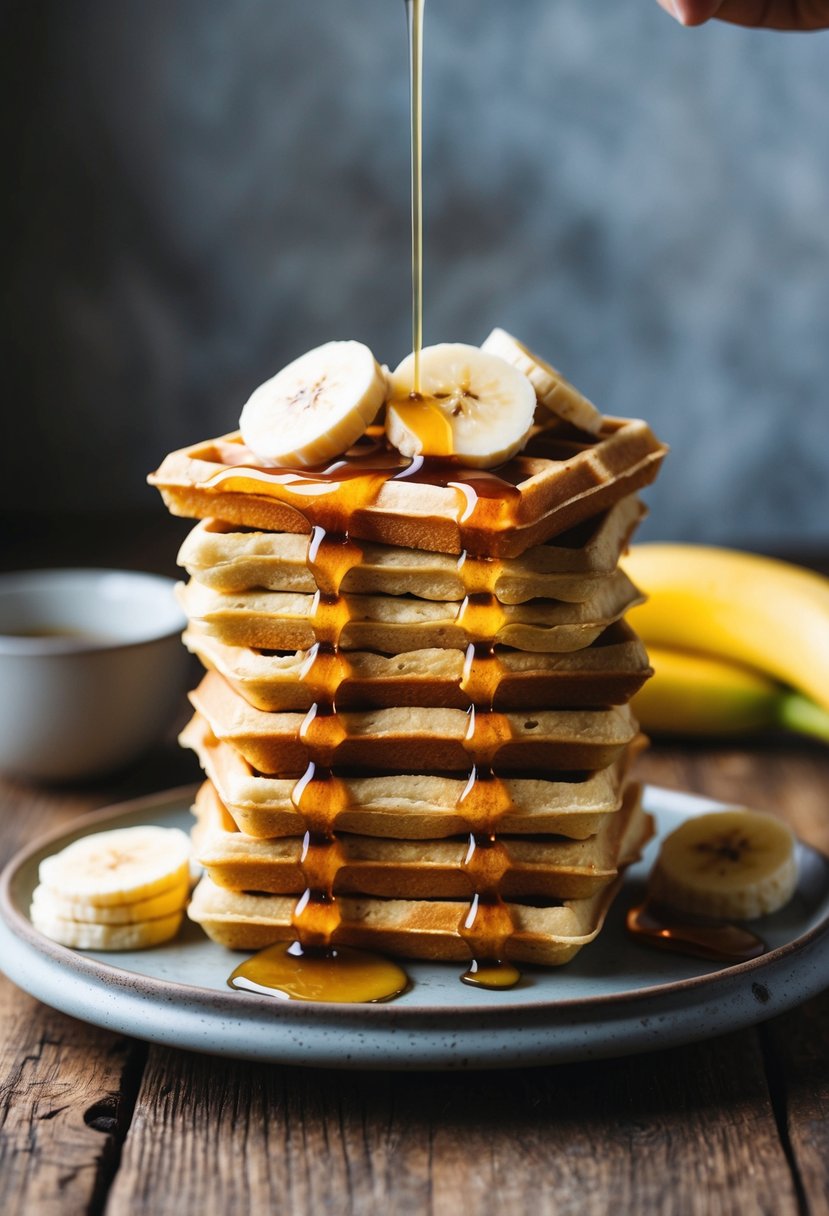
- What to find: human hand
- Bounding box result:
[656,1,829,29]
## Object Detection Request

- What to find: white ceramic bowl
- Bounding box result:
[0,569,189,782]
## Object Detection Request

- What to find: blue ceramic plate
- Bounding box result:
[1,784,827,1070]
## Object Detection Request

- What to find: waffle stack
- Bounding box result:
[151,408,665,979]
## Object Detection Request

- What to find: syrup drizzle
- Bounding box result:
[229,511,411,1003]
[455,552,521,988]
[207,440,524,556]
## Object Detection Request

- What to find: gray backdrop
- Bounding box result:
[3,0,828,545]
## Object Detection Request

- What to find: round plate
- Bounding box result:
[1,785,827,1070]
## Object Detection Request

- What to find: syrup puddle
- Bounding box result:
[626,898,767,964]
[229,942,410,1004]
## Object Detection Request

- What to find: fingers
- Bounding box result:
[658,0,829,29]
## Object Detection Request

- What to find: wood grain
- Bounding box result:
[0,983,145,1216]
[105,1030,797,1216]
[762,990,829,1216]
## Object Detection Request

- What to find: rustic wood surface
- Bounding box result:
[1,527,827,1214]
[0,742,827,1216]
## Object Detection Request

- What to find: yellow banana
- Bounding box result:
[632,645,829,741]
[622,544,829,713]
[632,647,780,735]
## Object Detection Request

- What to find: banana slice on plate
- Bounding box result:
[29,903,184,951]
[38,826,191,907]
[648,809,797,920]
[30,876,189,924]
[386,342,536,468]
[481,328,603,435]
[240,340,387,466]
[33,826,191,951]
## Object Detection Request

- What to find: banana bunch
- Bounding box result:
[31,826,191,950]
[622,544,829,742]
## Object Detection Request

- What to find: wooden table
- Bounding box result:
[1,739,827,1215]
[1,522,828,1214]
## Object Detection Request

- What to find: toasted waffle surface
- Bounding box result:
[184,622,651,712]
[187,784,653,964]
[180,715,643,840]
[192,780,640,899]
[149,418,666,558]
[177,571,642,655]
[189,672,639,776]
[178,495,646,600]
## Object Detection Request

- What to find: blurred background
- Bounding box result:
[3,0,829,569]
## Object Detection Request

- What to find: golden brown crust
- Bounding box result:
[183,622,652,712]
[186,784,654,964]
[180,714,645,841]
[149,418,666,558]
[188,671,640,776]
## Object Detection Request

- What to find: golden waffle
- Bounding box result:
[180,714,643,840]
[189,672,639,776]
[177,494,646,601]
[187,784,653,965]
[192,780,641,900]
[184,621,652,712]
[149,417,667,558]
[177,570,642,655]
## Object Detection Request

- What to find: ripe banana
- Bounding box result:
[38,826,191,905]
[622,544,829,714]
[386,343,536,467]
[240,340,387,467]
[633,646,829,741]
[481,328,603,435]
[648,809,797,920]
[33,826,191,950]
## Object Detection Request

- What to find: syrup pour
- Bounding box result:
[406,0,425,393]
[455,552,521,989]
[626,898,766,964]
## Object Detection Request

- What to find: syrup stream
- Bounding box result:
[406,0,425,393]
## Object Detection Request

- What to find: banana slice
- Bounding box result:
[240,341,387,467]
[30,877,189,925]
[648,809,797,920]
[38,826,191,907]
[386,343,536,468]
[29,905,184,951]
[481,328,603,435]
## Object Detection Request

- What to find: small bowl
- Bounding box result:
[0,569,189,782]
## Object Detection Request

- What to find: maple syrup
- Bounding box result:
[207,436,525,556]
[626,898,766,964]
[406,0,425,393]
[229,941,409,1003]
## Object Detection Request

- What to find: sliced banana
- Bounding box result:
[481,328,603,435]
[648,809,797,920]
[29,906,184,951]
[38,826,191,907]
[31,877,189,925]
[240,340,387,467]
[386,343,536,468]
